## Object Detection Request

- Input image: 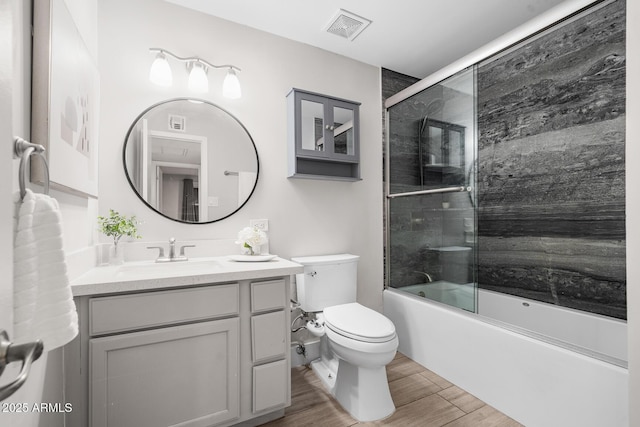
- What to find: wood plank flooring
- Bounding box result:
[261,353,523,427]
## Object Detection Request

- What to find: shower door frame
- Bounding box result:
[383,69,477,312]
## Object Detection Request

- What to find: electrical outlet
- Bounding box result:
[250,219,269,231]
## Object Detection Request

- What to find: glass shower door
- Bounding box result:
[386,66,477,312]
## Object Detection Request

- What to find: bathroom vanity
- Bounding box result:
[65,257,303,427]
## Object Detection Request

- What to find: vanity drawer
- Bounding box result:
[253,359,288,413]
[89,283,239,336]
[251,310,286,363]
[251,279,286,313]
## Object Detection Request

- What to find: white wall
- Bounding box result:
[97,0,384,310]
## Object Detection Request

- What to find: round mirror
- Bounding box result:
[123,98,259,223]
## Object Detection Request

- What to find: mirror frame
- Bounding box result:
[122,98,260,224]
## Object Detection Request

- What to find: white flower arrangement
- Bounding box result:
[235,226,268,255]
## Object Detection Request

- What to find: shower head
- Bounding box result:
[419,98,445,135]
[426,98,444,116]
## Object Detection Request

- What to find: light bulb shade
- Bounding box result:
[149,53,172,87]
[223,69,242,99]
[188,63,209,93]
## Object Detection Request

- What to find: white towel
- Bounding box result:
[13,189,78,350]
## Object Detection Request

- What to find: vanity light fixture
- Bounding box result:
[187,61,209,94]
[149,48,242,98]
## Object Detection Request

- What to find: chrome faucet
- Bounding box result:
[413,271,434,283]
[147,238,195,263]
[168,237,176,260]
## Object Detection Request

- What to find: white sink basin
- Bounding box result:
[115,258,222,278]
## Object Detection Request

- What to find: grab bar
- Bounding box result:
[13,137,50,201]
[0,330,44,401]
[387,186,471,199]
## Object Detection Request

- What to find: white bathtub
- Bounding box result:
[396,282,627,362]
[384,287,629,427]
[397,281,475,312]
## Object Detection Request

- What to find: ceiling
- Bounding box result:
[166,0,569,79]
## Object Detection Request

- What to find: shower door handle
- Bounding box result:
[0,330,44,401]
[387,186,471,199]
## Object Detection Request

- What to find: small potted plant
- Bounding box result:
[235,226,267,255]
[98,209,141,265]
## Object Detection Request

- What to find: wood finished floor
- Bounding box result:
[261,352,523,427]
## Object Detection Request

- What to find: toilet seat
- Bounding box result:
[324,303,396,343]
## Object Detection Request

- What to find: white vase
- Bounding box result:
[109,242,125,265]
[241,244,261,256]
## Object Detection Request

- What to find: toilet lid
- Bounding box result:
[324,303,396,343]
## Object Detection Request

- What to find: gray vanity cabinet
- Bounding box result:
[65,277,292,427]
[88,284,240,427]
[287,88,361,181]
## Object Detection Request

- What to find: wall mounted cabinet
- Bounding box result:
[287,88,361,181]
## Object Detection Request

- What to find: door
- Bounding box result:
[0,0,30,420]
[0,0,15,339]
[385,65,477,313]
[1,3,51,426]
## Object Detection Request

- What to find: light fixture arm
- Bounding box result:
[149,48,241,72]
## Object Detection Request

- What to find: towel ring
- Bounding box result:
[14,137,50,201]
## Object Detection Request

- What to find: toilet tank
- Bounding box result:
[291,254,359,312]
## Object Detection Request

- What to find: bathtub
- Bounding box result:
[396,282,627,362]
[384,287,629,427]
[398,281,475,313]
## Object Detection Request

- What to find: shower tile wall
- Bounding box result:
[477,0,626,319]
[382,69,420,192]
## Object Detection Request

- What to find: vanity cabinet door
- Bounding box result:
[90,319,239,427]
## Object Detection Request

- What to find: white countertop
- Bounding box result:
[71,256,304,297]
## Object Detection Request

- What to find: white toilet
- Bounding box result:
[291,254,398,422]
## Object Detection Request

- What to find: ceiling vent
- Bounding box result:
[168,114,186,132]
[324,9,371,41]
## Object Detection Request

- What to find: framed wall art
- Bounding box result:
[32,0,99,198]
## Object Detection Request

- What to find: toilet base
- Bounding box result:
[310,357,395,422]
[310,358,336,392]
[333,359,395,422]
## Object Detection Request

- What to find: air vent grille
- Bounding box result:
[324,9,371,41]
[168,114,186,131]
